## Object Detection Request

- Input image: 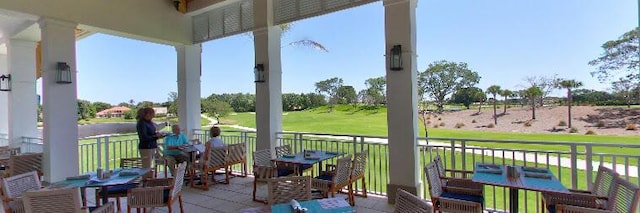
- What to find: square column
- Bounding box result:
[6,39,39,149]
[39,18,79,182]
[0,54,8,145]
[253,0,283,152]
[176,44,202,139]
[384,0,420,203]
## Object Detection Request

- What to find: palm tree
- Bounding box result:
[556,79,583,128]
[499,89,513,114]
[524,86,543,120]
[486,85,501,125]
[475,89,486,114]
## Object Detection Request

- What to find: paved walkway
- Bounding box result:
[221,125,638,177]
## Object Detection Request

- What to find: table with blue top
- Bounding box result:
[471,163,568,212]
[273,150,342,176]
[240,197,355,213]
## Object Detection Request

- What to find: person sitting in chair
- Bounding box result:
[163,124,190,177]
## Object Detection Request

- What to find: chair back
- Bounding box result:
[253,149,273,167]
[7,153,43,177]
[1,171,41,199]
[274,145,291,157]
[23,187,84,213]
[352,150,367,179]
[333,155,353,187]
[120,157,144,168]
[394,188,432,213]
[593,165,618,198]
[0,147,21,159]
[611,176,640,213]
[433,155,446,178]
[226,143,246,165]
[207,146,228,168]
[171,162,188,198]
[267,176,312,205]
[425,162,443,198]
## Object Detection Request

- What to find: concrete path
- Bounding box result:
[220,125,638,177]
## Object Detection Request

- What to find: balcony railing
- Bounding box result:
[19,130,640,213]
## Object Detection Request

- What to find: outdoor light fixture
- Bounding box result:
[0,74,11,91]
[390,44,403,71]
[56,62,72,84]
[254,64,265,83]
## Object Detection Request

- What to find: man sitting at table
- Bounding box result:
[163,124,191,177]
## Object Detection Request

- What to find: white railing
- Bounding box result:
[23,130,640,213]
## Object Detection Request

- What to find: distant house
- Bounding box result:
[96,106,131,118]
[153,107,168,115]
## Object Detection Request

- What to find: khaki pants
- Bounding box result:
[139,148,155,178]
[165,153,190,177]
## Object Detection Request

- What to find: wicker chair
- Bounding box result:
[274,144,312,175]
[127,162,187,213]
[556,175,640,213]
[23,187,115,213]
[350,150,368,197]
[1,171,42,213]
[6,153,43,177]
[433,155,483,192]
[252,149,277,203]
[542,165,618,212]
[191,145,229,190]
[95,158,143,212]
[267,175,312,205]
[394,188,432,213]
[425,162,483,213]
[154,146,169,178]
[225,143,247,177]
[313,155,355,206]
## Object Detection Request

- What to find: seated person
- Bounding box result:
[207,126,224,148]
[163,124,191,177]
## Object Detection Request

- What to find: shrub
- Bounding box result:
[558,120,567,126]
[626,123,638,131]
[455,123,465,128]
[471,119,477,123]
[596,120,606,128]
[438,117,442,121]
[439,122,446,127]
[427,116,431,120]
[569,127,578,133]
[426,120,431,124]
[524,121,532,127]
[487,123,495,128]
[432,124,439,128]
[585,130,597,135]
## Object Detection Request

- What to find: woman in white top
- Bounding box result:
[208,126,224,147]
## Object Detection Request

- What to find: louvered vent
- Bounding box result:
[193,0,255,43]
[274,0,378,25]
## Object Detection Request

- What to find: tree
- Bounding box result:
[201,99,233,123]
[167,92,179,116]
[524,75,558,107]
[365,76,386,99]
[523,86,543,120]
[474,89,486,114]
[611,77,637,108]
[486,85,502,125]
[335,85,357,106]
[77,99,96,120]
[137,101,155,109]
[589,28,639,82]
[315,77,343,111]
[499,89,514,114]
[450,87,483,109]
[91,102,112,113]
[418,60,480,111]
[556,79,583,128]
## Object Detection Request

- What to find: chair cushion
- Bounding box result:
[441,192,484,204]
[315,174,333,182]
[105,183,139,194]
[277,168,295,177]
[547,205,557,213]
[163,189,170,203]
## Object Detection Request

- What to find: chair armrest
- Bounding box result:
[445,169,473,178]
[144,178,173,187]
[557,204,614,213]
[311,179,332,195]
[543,191,601,208]
[444,186,483,196]
[89,201,115,213]
[253,165,277,179]
[127,186,168,208]
[444,178,483,189]
[568,189,592,194]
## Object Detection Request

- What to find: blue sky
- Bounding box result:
[46,0,638,105]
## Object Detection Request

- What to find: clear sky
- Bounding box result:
[43,0,639,105]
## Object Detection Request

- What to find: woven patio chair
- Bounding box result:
[542,165,618,212]
[1,171,41,213]
[350,150,368,197]
[95,157,143,212]
[191,145,229,190]
[394,188,432,213]
[267,175,312,205]
[127,161,187,213]
[225,143,247,177]
[313,155,355,206]
[433,155,483,192]
[23,187,115,213]
[6,153,42,177]
[154,146,169,178]
[556,175,640,213]
[252,149,278,203]
[274,144,312,175]
[425,162,484,213]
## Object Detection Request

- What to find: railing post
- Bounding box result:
[104,136,110,172]
[585,144,593,191]
[96,137,102,172]
[460,140,467,171]
[570,144,578,189]
[360,136,365,152]
[352,136,358,153]
[450,139,456,170]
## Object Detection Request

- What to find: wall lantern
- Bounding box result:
[254,64,265,83]
[0,74,11,91]
[56,62,72,84]
[390,45,403,71]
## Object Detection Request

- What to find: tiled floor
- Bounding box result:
[90,175,396,213]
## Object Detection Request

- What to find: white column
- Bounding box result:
[176,44,202,139]
[0,54,8,145]
[6,39,39,149]
[384,0,420,202]
[39,18,79,182]
[253,0,283,152]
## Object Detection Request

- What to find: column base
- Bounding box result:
[387,182,422,204]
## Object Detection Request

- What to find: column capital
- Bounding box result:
[7,39,38,49]
[174,44,202,53]
[383,0,416,7]
[38,18,77,30]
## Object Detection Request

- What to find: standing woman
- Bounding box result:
[136,107,163,177]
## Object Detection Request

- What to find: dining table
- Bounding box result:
[471,163,568,212]
[272,150,343,175]
[239,197,356,213]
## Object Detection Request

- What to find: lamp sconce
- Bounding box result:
[0,74,11,92]
[56,62,72,84]
[389,45,403,71]
[254,64,265,83]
